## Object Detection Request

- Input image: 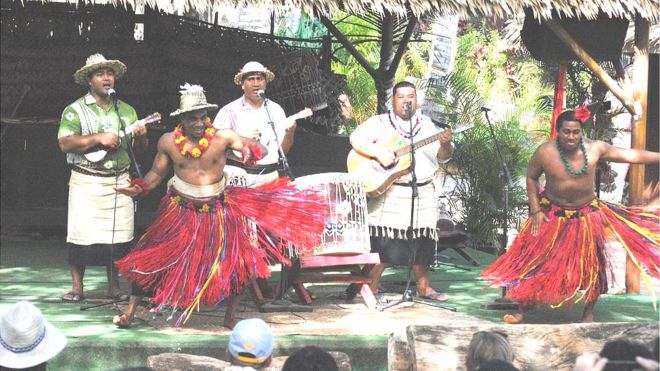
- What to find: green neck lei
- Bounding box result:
[556,137,589,176]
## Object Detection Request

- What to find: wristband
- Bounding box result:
[129,177,150,197]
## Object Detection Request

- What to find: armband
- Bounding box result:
[241,141,265,166]
[129,177,150,197]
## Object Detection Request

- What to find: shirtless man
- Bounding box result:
[112,84,326,329]
[483,107,660,323]
[111,84,257,328]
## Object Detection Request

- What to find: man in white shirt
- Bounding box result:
[213,61,296,184]
[350,81,453,302]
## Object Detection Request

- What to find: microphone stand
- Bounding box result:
[479,108,519,311]
[258,95,311,313]
[81,93,137,311]
[379,107,455,312]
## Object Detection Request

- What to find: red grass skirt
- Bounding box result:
[482,196,659,308]
[115,178,327,324]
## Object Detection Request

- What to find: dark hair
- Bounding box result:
[476,359,519,371]
[555,110,584,131]
[600,339,653,371]
[466,331,514,371]
[392,81,416,96]
[282,346,338,371]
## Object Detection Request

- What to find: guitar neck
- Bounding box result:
[393,123,473,156]
[394,134,439,157]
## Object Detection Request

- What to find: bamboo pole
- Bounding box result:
[625,15,650,293]
[544,20,637,115]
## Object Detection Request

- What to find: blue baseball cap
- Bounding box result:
[228,318,274,365]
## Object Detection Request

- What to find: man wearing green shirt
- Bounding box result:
[57,53,147,302]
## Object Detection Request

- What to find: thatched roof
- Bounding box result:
[101,0,660,21]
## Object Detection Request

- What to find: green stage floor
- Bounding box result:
[1,232,657,370]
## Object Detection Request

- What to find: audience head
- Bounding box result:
[282,346,338,371]
[0,301,67,370]
[600,339,654,371]
[476,359,519,371]
[227,318,273,369]
[466,330,514,371]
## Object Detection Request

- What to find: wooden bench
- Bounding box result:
[290,253,381,309]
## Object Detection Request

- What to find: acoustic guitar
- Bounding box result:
[84,112,161,162]
[346,123,474,197]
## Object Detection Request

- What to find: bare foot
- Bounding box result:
[113,313,133,329]
[581,313,594,323]
[503,313,523,324]
[223,317,238,330]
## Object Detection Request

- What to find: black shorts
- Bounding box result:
[370,236,435,266]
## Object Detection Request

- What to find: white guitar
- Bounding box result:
[84,112,161,162]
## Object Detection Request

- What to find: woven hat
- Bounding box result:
[233,61,275,85]
[0,301,67,369]
[73,53,127,85]
[170,83,219,117]
[227,318,273,365]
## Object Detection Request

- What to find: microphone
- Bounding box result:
[404,102,412,112]
[107,88,117,99]
[257,90,266,99]
[480,106,491,112]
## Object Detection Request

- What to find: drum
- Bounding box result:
[294,172,370,255]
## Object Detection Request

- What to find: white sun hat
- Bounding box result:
[0,301,67,369]
[233,61,275,86]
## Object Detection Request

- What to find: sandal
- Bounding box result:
[62,292,84,302]
[418,289,448,302]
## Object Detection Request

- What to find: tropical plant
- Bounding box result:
[328,12,433,132]
[432,25,552,252]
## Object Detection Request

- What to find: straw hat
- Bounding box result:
[0,301,67,369]
[228,318,273,365]
[233,61,275,86]
[170,83,218,117]
[73,53,127,85]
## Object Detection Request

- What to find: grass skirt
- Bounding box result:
[482,196,659,308]
[115,178,327,325]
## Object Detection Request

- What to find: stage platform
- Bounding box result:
[1,231,658,370]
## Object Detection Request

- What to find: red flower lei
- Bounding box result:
[173,119,216,158]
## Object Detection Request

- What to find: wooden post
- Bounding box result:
[625,15,650,293]
[544,20,637,115]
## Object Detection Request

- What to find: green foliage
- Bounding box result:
[329,12,430,132]
[433,25,552,251]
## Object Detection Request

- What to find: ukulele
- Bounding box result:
[84,112,161,162]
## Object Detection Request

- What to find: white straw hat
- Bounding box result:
[170,83,218,117]
[0,301,67,369]
[233,61,275,86]
[73,53,127,85]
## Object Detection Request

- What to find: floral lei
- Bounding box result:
[173,118,216,158]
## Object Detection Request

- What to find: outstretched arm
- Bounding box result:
[218,129,267,164]
[599,141,660,164]
[115,135,171,197]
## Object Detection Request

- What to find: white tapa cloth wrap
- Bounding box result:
[67,171,133,245]
[167,174,227,199]
[368,182,438,240]
[223,165,279,187]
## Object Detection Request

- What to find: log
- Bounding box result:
[408,322,658,371]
